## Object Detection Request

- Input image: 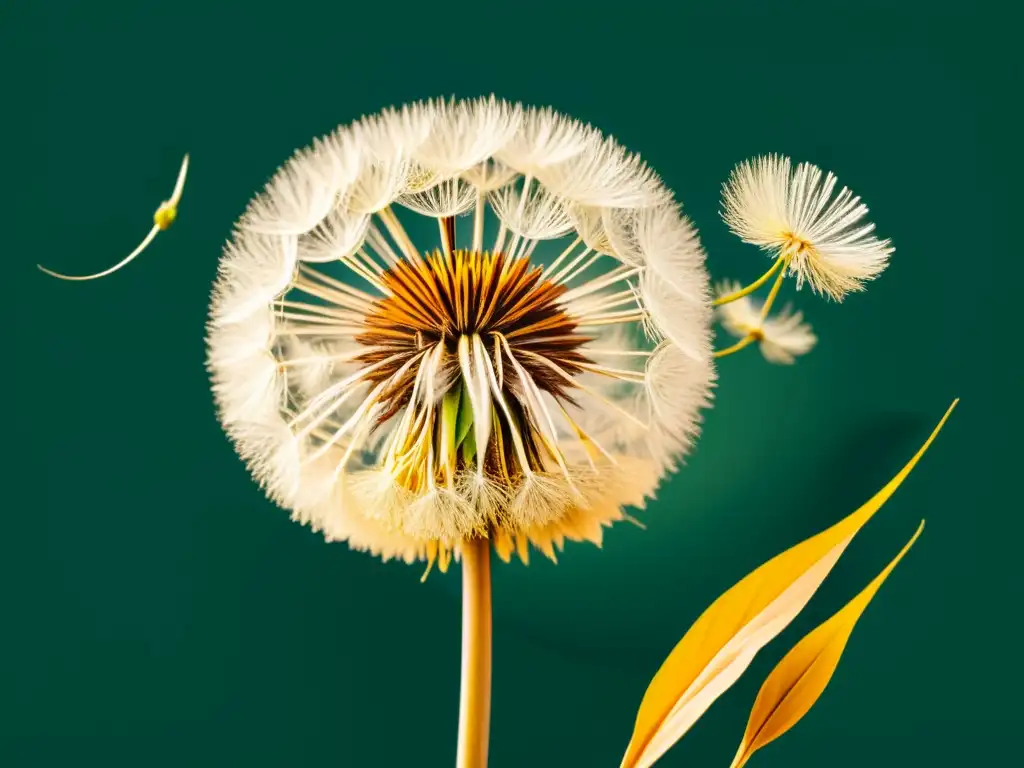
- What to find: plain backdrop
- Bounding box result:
[2,2,1016,767]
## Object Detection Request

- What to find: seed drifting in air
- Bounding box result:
[38,153,190,281]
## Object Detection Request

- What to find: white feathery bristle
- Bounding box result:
[210,232,297,326]
[345,107,436,213]
[297,207,370,263]
[489,181,574,240]
[404,487,481,540]
[456,472,510,527]
[721,153,791,245]
[291,450,349,511]
[212,349,280,424]
[634,205,708,302]
[573,455,660,512]
[565,203,616,255]
[232,419,302,505]
[206,301,274,369]
[496,106,596,175]
[759,306,817,364]
[625,204,712,360]
[510,474,572,530]
[640,271,712,362]
[601,207,643,266]
[207,304,284,425]
[412,96,522,180]
[356,105,434,161]
[277,336,349,400]
[588,388,650,454]
[644,340,716,455]
[460,158,518,192]
[535,134,671,209]
[313,127,364,189]
[343,469,415,529]
[397,176,478,218]
[241,138,359,236]
[346,149,409,215]
[299,469,428,564]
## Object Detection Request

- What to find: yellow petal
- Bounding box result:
[619,400,957,768]
[729,520,925,768]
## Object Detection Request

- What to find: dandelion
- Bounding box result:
[714,280,817,364]
[204,96,715,768]
[718,154,893,302]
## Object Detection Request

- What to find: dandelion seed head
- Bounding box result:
[721,154,893,301]
[715,280,818,364]
[207,96,715,565]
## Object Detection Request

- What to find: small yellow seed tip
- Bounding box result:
[154,204,177,231]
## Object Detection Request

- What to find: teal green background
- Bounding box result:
[4,2,1016,766]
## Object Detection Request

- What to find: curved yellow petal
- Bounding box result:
[619,400,957,768]
[729,520,926,768]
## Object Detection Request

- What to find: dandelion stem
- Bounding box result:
[456,536,492,768]
[759,260,788,321]
[541,237,582,279]
[440,216,456,259]
[472,193,485,252]
[712,257,785,306]
[379,206,425,267]
[714,334,757,358]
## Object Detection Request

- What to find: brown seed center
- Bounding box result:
[354,249,593,424]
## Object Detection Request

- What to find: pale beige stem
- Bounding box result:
[456,536,493,768]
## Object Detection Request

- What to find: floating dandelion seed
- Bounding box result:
[720,154,893,302]
[206,97,715,569]
[715,280,817,364]
[38,154,190,281]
